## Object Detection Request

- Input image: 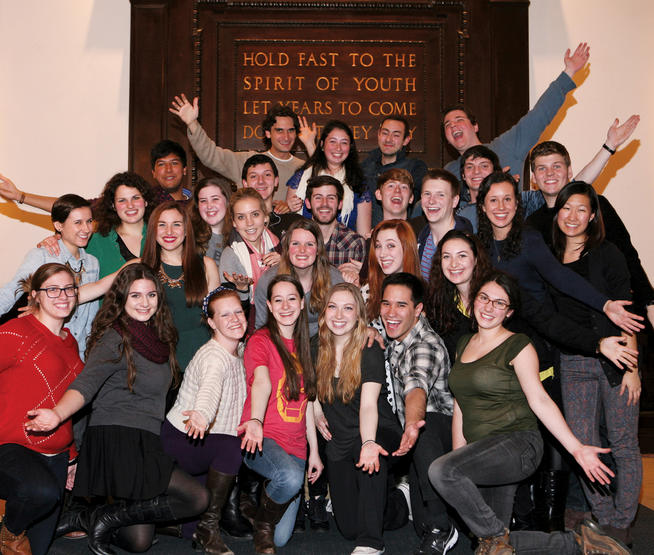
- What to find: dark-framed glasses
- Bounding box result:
[37,286,78,298]
[475,292,509,311]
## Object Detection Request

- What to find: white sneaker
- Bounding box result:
[396,481,412,521]
[351,546,385,555]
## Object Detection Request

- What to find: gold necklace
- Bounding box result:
[158,265,184,288]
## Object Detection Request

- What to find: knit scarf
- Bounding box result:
[112,317,169,363]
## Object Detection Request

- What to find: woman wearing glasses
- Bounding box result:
[427,272,629,554]
[1,263,84,554]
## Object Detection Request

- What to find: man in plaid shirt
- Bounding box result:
[304,175,366,267]
[380,272,457,555]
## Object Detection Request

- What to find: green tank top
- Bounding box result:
[159,262,210,372]
[449,333,538,443]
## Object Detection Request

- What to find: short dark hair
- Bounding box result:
[422,168,460,197]
[51,194,91,225]
[460,145,501,177]
[442,104,477,126]
[380,116,410,138]
[261,105,300,149]
[242,153,279,181]
[95,172,155,236]
[306,175,344,203]
[150,140,187,170]
[529,141,571,172]
[381,272,424,306]
[376,168,413,191]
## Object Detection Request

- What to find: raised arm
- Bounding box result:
[298,116,317,157]
[513,342,613,485]
[563,42,590,78]
[77,259,140,303]
[575,115,640,184]
[0,174,56,212]
[169,93,200,134]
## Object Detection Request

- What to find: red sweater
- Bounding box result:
[0,314,83,458]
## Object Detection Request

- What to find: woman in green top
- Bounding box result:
[86,172,153,278]
[427,272,628,555]
[142,201,220,377]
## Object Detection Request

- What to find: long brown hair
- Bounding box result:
[142,201,207,306]
[190,177,234,253]
[277,219,332,315]
[264,274,315,401]
[316,283,368,404]
[425,230,491,334]
[85,263,179,391]
[367,219,420,320]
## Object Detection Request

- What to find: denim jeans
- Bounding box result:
[243,437,305,547]
[429,430,543,538]
[0,443,68,555]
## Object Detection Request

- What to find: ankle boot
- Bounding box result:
[219,476,253,538]
[252,489,291,554]
[55,505,89,539]
[192,469,235,555]
[0,524,32,555]
[88,496,176,555]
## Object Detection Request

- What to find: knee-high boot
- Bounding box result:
[192,469,235,555]
[220,475,253,538]
[87,496,177,555]
[252,489,291,555]
[0,523,32,555]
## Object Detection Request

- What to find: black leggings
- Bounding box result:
[114,466,209,553]
[0,443,68,555]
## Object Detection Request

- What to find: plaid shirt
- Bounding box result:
[386,315,453,426]
[324,222,366,267]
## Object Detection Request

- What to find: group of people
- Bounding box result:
[0,41,650,555]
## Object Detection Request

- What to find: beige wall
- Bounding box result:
[0,1,651,287]
[0,0,130,283]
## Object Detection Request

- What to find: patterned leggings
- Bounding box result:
[560,353,641,529]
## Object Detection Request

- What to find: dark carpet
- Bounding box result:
[49,504,654,554]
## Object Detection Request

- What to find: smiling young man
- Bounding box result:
[150,140,191,203]
[241,154,303,239]
[372,168,415,227]
[361,117,427,224]
[442,43,590,193]
[379,272,456,555]
[410,169,472,280]
[304,175,365,268]
[170,95,304,202]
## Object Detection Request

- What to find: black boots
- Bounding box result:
[252,489,291,554]
[192,469,235,555]
[534,470,567,532]
[87,497,176,555]
[220,475,254,538]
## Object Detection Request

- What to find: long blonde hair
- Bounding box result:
[316,283,369,404]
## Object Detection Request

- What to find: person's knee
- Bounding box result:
[428,457,450,491]
[271,466,304,500]
[14,475,61,515]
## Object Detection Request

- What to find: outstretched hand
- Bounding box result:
[393,420,425,456]
[182,410,208,440]
[572,444,613,485]
[24,408,62,433]
[356,441,389,474]
[298,116,317,156]
[605,115,640,150]
[223,271,254,292]
[169,94,199,126]
[603,300,644,334]
[0,174,21,202]
[563,42,590,77]
[237,419,263,454]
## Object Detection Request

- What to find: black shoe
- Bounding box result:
[307,495,330,532]
[55,506,89,538]
[293,499,306,533]
[414,524,459,555]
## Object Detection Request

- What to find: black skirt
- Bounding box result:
[73,425,174,500]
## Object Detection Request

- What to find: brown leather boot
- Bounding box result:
[252,489,291,554]
[0,523,32,555]
[475,528,514,555]
[192,469,235,555]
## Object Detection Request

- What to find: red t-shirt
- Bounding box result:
[0,314,83,458]
[241,328,307,459]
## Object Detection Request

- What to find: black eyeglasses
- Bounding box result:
[37,286,78,298]
[475,292,510,311]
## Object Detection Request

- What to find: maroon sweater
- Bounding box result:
[0,314,83,458]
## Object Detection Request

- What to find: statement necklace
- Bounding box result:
[158,264,184,288]
[65,259,85,286]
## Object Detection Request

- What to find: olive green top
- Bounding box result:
[449,333,537,443]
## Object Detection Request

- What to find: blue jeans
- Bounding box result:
[243,437,305,547]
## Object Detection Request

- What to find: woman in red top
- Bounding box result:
[237,274,322,554]
[0,263,83,555]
